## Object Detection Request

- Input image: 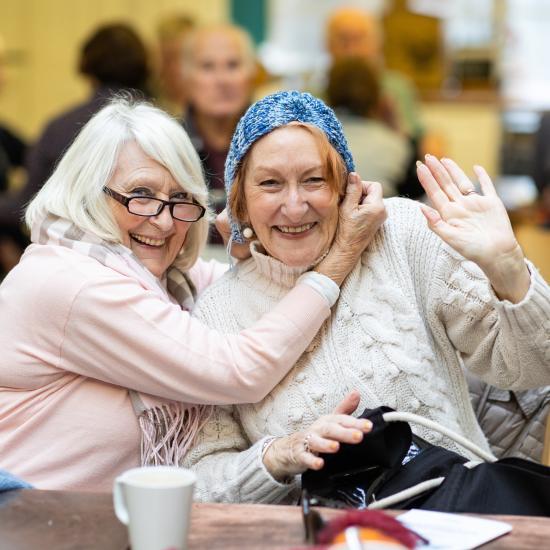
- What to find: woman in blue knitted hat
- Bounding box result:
[184,91,550,502]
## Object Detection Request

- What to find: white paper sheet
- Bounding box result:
[397,509,512,549]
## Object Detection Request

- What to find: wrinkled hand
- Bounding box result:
[262,391,372,481]
[417,155,530,302]
[316,173,387,285]
[214,209,251,260]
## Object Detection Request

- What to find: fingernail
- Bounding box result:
[425,154,435,161]
[353,431,363,442]
[330,442,339,451]
[362,420,372,431]
[416,160,423,168]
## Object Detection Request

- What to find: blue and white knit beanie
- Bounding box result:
[224,90,355,243]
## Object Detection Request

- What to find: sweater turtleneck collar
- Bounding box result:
[240,241,310,289]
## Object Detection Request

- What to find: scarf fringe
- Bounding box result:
[139,403,213,466]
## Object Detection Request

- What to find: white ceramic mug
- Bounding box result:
[113,466,196,550]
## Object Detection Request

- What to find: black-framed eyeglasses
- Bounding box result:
[103,187,206,222]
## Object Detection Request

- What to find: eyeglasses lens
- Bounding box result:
[173,203,202,221]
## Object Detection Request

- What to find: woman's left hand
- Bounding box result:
[417,155,531,303]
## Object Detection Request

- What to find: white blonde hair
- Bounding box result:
[25,96,211,272]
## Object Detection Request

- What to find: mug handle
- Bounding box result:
[113,478,129,525]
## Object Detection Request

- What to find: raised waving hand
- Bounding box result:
[417,155,530,303]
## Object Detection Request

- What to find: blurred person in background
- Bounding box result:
[154,13,195,116]
[182,24,255,244]
[326,6,432,198]
[326,7,421,140]
[327,56,412,197]
[0,34,28,278]
[0,22,150,269]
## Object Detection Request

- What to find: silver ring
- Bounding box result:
[304,433,313,454]
[463,189,478,196]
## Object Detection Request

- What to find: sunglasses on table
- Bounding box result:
[103,187,206,222]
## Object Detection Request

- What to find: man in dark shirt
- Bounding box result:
[181,24,255,244]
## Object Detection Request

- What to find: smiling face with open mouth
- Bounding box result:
[243,125,339,268]
[107,141,192,278]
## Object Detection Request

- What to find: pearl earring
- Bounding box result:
[243,226,254,240]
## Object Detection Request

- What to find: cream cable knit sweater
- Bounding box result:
[184,198,550,504]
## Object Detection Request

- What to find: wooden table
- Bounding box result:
[1,489,550,549]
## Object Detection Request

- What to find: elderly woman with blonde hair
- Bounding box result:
[0,97,384,491]
[183,91,550,504]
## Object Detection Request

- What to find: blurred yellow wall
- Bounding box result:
[421,100,500,177]
[0,0,228,139]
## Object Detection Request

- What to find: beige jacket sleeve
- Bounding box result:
[432,247,550,390]
[388,197,550,391]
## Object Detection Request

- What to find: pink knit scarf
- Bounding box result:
[32,214,211,465]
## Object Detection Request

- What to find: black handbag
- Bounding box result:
[301,406,550,516]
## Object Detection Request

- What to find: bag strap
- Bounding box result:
[368,477,445,510]
[367,461,480,510]
[382,411,497,463]
[366,411,496,510]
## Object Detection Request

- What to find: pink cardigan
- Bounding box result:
[0,244,330,491]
